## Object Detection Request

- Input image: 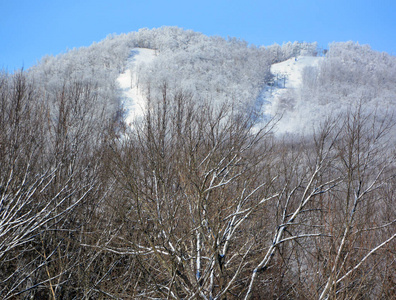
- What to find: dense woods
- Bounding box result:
[1,27,396,299]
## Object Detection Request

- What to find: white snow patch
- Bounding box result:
[271,56,322,90]
[117,48,156,126]
[262,56,324,134]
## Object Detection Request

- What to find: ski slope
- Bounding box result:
[118,50,323,135]
[271,56,323,90]
[263,55,324,134]
[117,48,156,126]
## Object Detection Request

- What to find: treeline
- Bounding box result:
[1,69,395,299]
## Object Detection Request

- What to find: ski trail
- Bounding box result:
[117,48,156,126]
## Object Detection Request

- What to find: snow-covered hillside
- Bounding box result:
[262,56,323,134]
[271,56,323,90]
[118,51,324,135]
[117,48,323,133]
[117,48,157,126]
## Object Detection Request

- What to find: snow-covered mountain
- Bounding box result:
[270,56,323,91]
[262,56,324,134]
[26,27,396,137]
[118,49,326,131]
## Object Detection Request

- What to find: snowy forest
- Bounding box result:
[1,26,396,299]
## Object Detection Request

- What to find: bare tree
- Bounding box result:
[2,71,395,299]
[0,72,113,299]
[318,105,396,300]
[95,82,282,298]
[102,90,396,299]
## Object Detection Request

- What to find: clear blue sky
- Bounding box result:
[1,0,395,71]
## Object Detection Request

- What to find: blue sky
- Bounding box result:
[1,0,395,71]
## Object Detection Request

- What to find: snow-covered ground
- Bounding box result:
[262,56,324,134]
[117,48,156,126]
[118,50,323,135]
[271,56,323,90]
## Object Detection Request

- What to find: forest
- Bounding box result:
[1,27,396,299]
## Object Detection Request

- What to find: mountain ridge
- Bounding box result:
[24,27,396,135]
